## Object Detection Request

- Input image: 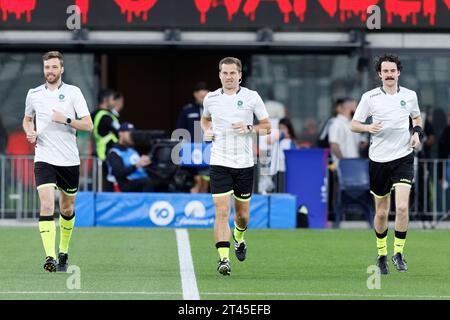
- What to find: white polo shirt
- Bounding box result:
[328,114,362,166]
[353,86,420,163]
[24,82,90,166]
[203,86,269,169]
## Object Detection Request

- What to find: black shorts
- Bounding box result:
[369,152,414,198]
[34,162,80,196]
[210,165,254,201]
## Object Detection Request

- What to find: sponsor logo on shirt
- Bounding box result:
[59,94,65,101]
[370,92,382,98]
[237,100,244,109]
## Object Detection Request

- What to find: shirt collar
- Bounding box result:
[221,86,241,95]
[45,81,64,90]
[380,85,400,95]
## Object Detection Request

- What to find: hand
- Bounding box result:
[26,130,37,144]
[232,122,251,134]
[203,128,214,142]
[410,133,421,149]
[136,155,151,168]
[51,109,67,124]
[367,121,382,134]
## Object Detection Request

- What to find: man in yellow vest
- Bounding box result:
[91,89,121,191]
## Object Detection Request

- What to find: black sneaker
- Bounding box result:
[234,240,247,262]
[376,255,389,275]
[232,232,247,262]
[392,253,408,272]
[56,252,69,272]
[43,256,57,273]
[217,259,231,276]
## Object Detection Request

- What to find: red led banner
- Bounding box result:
[0,0,449,30]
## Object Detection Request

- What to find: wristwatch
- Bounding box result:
[246,124,254,132]
[66,118,72,125]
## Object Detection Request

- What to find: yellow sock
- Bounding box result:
[233,223,247,243]
[59,213,75,254]
[394,230,407,254]
[216,242,230,261]
[375,229,388,256]
[39,217,56,259]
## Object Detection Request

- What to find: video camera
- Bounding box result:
[130,130,194,192]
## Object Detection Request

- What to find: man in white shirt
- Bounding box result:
[351,54,422,275]
[201,57,271,276]
[328,98,362,167]
[23,51,93,273]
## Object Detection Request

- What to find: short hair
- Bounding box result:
[375,54,403,73]
[193,82,208,92]
[335,97,355,107]
[219,57,242,72]
[113,91,124,100]
[98,89,114,104]
[42,51,64,67]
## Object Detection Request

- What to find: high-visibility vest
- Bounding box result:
[93,110,119,161]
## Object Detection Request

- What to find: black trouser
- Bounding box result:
[120,178,154,192]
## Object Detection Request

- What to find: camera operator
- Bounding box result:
[107,122,155,192]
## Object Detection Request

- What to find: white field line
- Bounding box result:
[175,228,200,300]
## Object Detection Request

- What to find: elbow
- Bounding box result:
[86,121,94,132]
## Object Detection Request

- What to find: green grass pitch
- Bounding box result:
[0,227,449,300]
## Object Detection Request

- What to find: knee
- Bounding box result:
[375,208,389,220]
[396,202,409,216]
[60,205,74,217]
[235,209,248,220]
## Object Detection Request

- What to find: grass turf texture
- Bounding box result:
[0,227,449,300]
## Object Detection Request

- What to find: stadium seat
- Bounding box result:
[335,158,374,228]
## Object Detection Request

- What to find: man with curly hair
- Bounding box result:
[351,54,423,275]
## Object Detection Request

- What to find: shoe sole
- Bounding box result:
[218,265,231,276]
[44,262,56,273]
[56,264,68,272]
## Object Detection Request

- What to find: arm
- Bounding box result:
[350,119,382,134]
[108,152,139,180]
[52,111,93,132]
[201,116,214,141]
[329,142,343,160]
[254,117,272,136]
[410,115,423,149]
[22,115,36,144]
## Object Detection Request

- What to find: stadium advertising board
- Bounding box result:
[1,0,449,31]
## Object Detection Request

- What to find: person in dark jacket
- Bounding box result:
[176,82,210,193]
[107,122,154,192]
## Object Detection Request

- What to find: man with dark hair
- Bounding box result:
[176,82,210,193]
[201,57,271,276]
[351,54,423,274]
[176,82,209,142]
[91,89,120,191]
[23,51,93,272]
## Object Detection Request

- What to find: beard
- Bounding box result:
[45,72,61,84]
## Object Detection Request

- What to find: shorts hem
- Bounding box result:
[233,194,251,202]
[36,183,57,190]
[212,190,234,197]
[370,190,391,199]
